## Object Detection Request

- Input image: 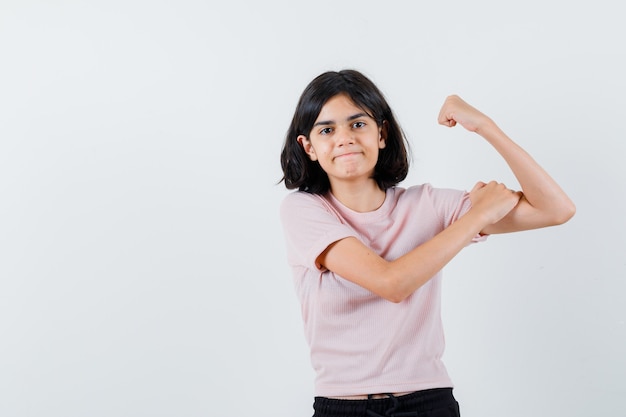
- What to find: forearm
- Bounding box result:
[377,210,487,301]
[320,209,489,303]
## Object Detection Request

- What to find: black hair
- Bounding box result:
[279,69,410,194]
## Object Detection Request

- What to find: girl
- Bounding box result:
[279,69,574,417]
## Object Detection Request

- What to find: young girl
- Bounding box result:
[279,69,575,417]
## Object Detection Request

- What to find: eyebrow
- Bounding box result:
[313,112,370,128]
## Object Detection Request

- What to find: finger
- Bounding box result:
[470,181,487,192]
[484,180,500,190]
[438,113,456,128]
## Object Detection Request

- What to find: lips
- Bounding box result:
[334,151,361,160]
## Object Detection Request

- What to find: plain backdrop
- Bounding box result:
[1,1,624,416]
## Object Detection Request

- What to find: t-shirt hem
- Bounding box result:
[314,379,455,398]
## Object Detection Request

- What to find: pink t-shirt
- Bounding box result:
[280,184,484,397]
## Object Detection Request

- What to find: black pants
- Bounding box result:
[312,388,460,417]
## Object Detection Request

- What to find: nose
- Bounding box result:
[335,125,355,146]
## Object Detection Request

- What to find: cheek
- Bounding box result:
[311,142,330,157]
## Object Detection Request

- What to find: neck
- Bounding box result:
[329,180,386,213]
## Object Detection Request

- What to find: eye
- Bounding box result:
[319,127,333,135]
[352,121,366,129]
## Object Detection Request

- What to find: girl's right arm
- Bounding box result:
[317,181,521,303]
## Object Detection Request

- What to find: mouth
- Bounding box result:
[334,152,360,160]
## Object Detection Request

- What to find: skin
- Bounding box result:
[297,93,575,399]
[298,93,388,213]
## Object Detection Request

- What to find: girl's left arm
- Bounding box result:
[438,95,576,234]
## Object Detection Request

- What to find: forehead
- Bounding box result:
[315,94,371,122]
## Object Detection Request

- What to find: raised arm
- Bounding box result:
[437,95,576,234]
[319,95,574,303]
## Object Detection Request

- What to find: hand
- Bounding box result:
[469,181,522,226]
[437,95,492,133]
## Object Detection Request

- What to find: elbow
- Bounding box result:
[385,292,408,304]
[380,275,414,303]
[375,263,429,303]
[553,201,576,225]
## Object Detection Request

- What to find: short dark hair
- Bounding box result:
[280,69,410,194]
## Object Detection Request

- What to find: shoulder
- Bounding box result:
[281,190,328,213]
[281,190,321,204]
[394,183,443,203]
[280,191,337,225]
[402,183,466,200]
[395,184,469,219]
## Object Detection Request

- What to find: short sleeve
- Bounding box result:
[424,184,488,243]
[280,191,358,271]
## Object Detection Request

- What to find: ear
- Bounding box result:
[297,135,318,161]
[378,120,388,149]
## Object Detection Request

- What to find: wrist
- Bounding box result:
[454,210,490,238]
[474,117,499,138]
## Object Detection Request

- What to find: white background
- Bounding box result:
[1,1,624,416]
